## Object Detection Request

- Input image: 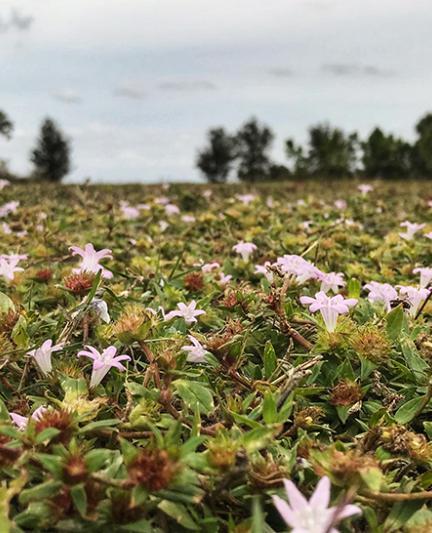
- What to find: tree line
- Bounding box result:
[0,111,70,182]
[196,113,432,182]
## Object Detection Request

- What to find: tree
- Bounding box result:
[362,127,412,179]
[31,118,71,182]
[412,113,432,177]
[286,123,358,177]
[0,111,13,140]
[196,128,237,183]
[236,118,274,182]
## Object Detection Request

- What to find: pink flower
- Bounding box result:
[334,199,347,210]
[426,232,432,240]
[218,273,232,286]
[181,214,196,223]
[0,179,10,190]
[1,222,12,235]
[255,262,274,283]
[364,281,397,312]
[70,243,113,279]
[10,406,47,430]
[28,339,63,376]
[300,291,357,332]
[181,335,207,363]
[232,241,257,261]
[275,255,320,284]
[164,300,205,325]
[201,262,220,273]
[399,221,426,241]
[398,286,430,317]
[120,201,140,220]
[413,267,432,289]
[78,345,131,388]
[273,476,361,533]
[0,201,19,218]
[164,203,180,216]
[358,183,373,195]
[236,193,256,205]
[0,254,25,281]
[317,272,345,294]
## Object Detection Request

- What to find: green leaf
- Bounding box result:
[70,484,87,517]
[158,501,199,531]
[79,418,120,434]
[34,428,61,444]
[19,480,63,505]
[0,292,15,314]
[174,380,214,415]
[386,305,404,341]
[400,338,429,376]
[262,392,277,424]
[263,341,277,379]
[360,467,383,492]
[251,496,265,533]
[394,396,426,424]
[347,278,361,298]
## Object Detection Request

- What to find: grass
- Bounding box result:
[0,179,431,532]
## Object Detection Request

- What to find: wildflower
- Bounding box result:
[70,243,113,279]
[232,241,257,261]
[120,201,140,220]
[255,262,274,283]
[358,183,373,195]
[272,476,361,533]
[0,254,25,281]
[28,339,63,376]
[10,406,47,430]
[182,335,207,363]
[1,222,12,234]
[413,267,432,289]
[201,262,220,273]
[202,189,212,199]
[64,271,95,295]
[164,300,205,325]
[276,255,320,284]
[398,286,430,317]
[128,449,177,491]
[236,193,256,205]
[164,203,180,216]
[334,199,347,210]
[181,214,196,223]
[159,220,169,232]
[364,281,397,312]
[0,201,19,218]
[300,291,357,332]
[90,298,111,323]
[77,345,131,388]
[426,232,432,240]
[399,221,426,241]
[318,272,345,294]
[0,179,10,190]
[218,272,232,286]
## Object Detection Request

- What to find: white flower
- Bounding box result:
[218,272,232,286]
[78,345,131,388]
[358,183,373,195]
[0,179,10,190]
[399,221,426,241]
[0,254,25,281]
[334,199,347,210]
[164,300,206,325]
[201,262,220,273]
[232,241,257,261]
[0,201,19,218]
[10,406,48,430]
[318,272,345,294]
[364,281,397,312]
[165,203,180,216]
[120,201,140,220]
[254,262,274,283]
[28,339,63,376]
[398,286,430,317]
[182,335,207,363]
[182,214,196,223]
[236,193,256,205]
[275,255,320,285]
[70,243,113,279]
[300,291,357,332]
[413,267,432,289]
[91,298,111,323]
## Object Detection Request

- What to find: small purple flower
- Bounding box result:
[317,272,345,294]
[165,203,180,216]
[10,406,47,430]
[358,183,373,195]
[201,262,220,273]
[334,199,347,210]
[236,193,256,205]
[28,339,63,376]
[0,179,10,191]
[232,241,257,261]
[70,243,113,279]
[275,255,321,285]
[0,201,19,218]
[120,201,140,220]
[398,286,430,317]
[300,291,357,332]
[181,335,207,363]
[218,272,232,286]
[364,281,398,312]
[255,262,274,283]
[399,221,426,241]
[273,476,361,532]
[78,345,131,388]
[413,267,432,289]
[164,300,206,325]
[0,255,24,281]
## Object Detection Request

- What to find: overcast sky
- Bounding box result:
[0,0,431,183]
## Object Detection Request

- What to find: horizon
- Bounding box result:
[1,0,431,183]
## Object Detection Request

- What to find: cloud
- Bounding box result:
[114,83,146,100]
[158,80,217,92]
[268,68,294,78]
[322,63,394,77]
[53,90,82,104]
[0,9,34,33]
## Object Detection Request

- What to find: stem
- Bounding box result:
[362,490,432,502]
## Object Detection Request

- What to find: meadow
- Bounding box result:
[0,179,432,532]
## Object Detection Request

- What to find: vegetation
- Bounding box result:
[30,119,71,182]
[0,180,431,531]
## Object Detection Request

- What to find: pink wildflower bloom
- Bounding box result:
[0,200,19,218]
[364,281,397,312]
[318,272,345,294]
[155,196,170,205]
[413,267,432,288]
[425,232,432,240]
[164,203,180,216]
[1,222,12,234]
[275,255,320,284]
[236,193,256,205]
[164,300,205,325]
[300,291,357,332]
[0,255,24,281]
[0,179,10,190]
[28,339,63,376]
[218,272,232,286]
[334,199,347,210]
[78,345,131,388]
[232,241,257,261]
[398,286,430,317]
[201,262,220,273]
[399,221,426,241]
[255,262,274,283]
[181,214,196,223]
[358,183,373,195]
[10,406,48,430]
[120,201,140,220]
[273,476,361,533]
[202,189,212,199]
[70,243,113,279]
[182,335,207,363]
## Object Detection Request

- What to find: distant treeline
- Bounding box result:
[0,110,70,182]
[196,114,432,182]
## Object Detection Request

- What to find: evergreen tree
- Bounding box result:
[31,118,71,182]
[362,127,412,178]
[196,127,237,183]
[236,118,274,182]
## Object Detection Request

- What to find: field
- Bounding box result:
[0,179,432,532]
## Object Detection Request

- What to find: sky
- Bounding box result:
[0,0,431,183]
